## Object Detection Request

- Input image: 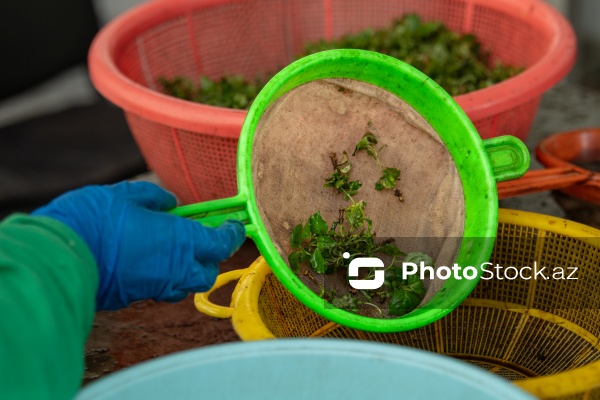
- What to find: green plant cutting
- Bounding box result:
[353,122,402,194]
[157,75,266,110]
[158,14,523,108]
[288,128,434,317]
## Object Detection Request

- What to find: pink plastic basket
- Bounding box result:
[89,0,576,204]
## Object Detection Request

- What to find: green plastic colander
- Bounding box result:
[172,49,529,333]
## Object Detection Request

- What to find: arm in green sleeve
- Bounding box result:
[0,214,99,400]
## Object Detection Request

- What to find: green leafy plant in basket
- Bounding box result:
[158,14,523,108]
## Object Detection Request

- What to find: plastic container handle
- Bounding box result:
[497,166,600,199]
[194,268,248,318]
[496,127,600,199]
[483,135,530,182]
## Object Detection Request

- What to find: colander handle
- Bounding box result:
[171,194,258,238]
[194,268,249,319]
[483,135,531,182]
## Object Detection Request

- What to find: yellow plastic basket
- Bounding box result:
[196,209,600,399]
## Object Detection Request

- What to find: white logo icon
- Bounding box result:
[348,256,385,290]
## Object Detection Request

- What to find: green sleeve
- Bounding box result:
[0,214,99,400]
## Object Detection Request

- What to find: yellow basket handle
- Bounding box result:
[194,268,248,318]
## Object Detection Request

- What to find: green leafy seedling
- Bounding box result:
[389,288,423,317]
[353,131,402,193]
[289,132,432,319]
[324,151,362,200]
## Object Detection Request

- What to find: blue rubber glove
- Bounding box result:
[31,181,245,310]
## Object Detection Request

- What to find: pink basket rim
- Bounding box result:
[88,0,576,137]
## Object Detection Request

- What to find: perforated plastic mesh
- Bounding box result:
[103,0,570,203]
[252,78,464,317]
[467,361,530,381]
[471,221,539,305]
[534,233,600,337]
[471,4,550,67]
[328,0,467,39]
[125,112,238,203]
[252,216,600,400]
[472,98,542,140]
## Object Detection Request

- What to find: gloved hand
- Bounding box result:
[32,181,245,310]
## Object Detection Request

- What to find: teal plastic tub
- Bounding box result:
[77,339,535,399]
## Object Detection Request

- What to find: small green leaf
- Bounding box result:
[378,167,401,190]
[389,289,422,316]
[406,274,426,295]
[384,267,397,285]
[232,93,249,109]
[324,170,347,190]
[353,133,379,157]
[332,293,360,312]
[309,211,328,235]
[302,222,311,237]
[347,180,362,196]
[339,162,352,174]
[382,265,403,288]
[317,235,336,250]
[290,224,304,248]
[406,272,419,286]
[404,252,435,268]
[310,249,326,273]
[345,201,366,230]
[320,288,336,300]
[288,251,300,273]
[299,251,310,263]
[377,243,406,257]
[200,76,215,90]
